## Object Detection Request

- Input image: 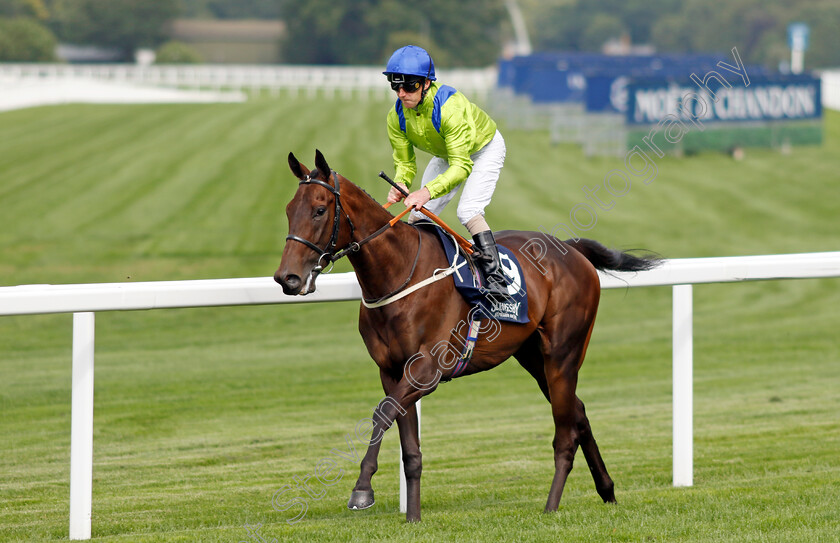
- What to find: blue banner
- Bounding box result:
[502,52,769,108]
[584,74,628,113]
[525,67,585,103]
[625,75,822,125]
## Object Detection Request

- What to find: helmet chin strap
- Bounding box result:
[418,79,431,106]
[417,56,433,106]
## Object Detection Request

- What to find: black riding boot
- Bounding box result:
[472,230,509,297]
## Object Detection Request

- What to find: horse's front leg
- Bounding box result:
[348,359,436,521]
[347,368,393,510]
[347,427,383,510]
[396,402,421,521]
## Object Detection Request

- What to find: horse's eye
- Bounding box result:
[314,206,327,218]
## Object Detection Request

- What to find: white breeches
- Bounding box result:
[410,129,506,226]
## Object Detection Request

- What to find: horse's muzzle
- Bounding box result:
[275,271,303,295]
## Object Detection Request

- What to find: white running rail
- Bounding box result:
[0,63,498,102]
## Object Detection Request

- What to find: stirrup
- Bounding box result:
[482,273,509,297]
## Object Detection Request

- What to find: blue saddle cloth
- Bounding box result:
[421,223,529,324]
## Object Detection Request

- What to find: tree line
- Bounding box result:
[1,0,838,69]
[530,0,840,71]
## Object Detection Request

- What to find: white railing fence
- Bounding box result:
[820,68,840,111]
[4,63,839,110]
[0,63,498,102]
[2,251,840,540]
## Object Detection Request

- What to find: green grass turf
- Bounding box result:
[0,95,838,542]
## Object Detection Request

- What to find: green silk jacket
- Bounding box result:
[386,82,497,199]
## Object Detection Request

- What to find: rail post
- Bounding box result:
[672,285,693,487]
[69,313,95,539]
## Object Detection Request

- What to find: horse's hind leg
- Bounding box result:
[516,336,578,511]
[575,396,616,503]
[514,333,551,401]
[540,300,611,512]
[515,334,615,505]
[543,354,579,512]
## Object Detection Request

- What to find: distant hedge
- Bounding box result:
[155,41,203,64]
[0,17,56,62]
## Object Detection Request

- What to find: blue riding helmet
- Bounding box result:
[383,45,436,81]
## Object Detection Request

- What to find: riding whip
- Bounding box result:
[378,171,475,255]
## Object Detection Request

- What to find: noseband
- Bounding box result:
[285,170,356,272]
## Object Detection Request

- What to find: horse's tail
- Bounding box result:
[568,238,661,272]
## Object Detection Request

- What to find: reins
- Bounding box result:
[285,169,469,307]
[378,171,475,256]
[361,228,465,309]
[331,203,412,261]
[359,225,424,306]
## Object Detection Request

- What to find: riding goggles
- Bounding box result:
[388,74,424,92]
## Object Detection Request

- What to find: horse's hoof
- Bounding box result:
[599,486,616,503]
[347,489,375,510]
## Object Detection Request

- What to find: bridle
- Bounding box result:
[285,170,422,303]
[285,170,355,273]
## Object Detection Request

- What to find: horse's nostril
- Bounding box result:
[276,272,302,295]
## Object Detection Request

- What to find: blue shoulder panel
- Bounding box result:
[432,85,457,133]
[395,99,406,133]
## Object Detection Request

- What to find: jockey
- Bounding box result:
[383,45,508,296]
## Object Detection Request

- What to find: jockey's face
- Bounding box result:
[392,77,430,110]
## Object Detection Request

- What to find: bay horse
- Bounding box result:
[274,150,659,522]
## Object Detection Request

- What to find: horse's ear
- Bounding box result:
[288,152,310,180]
[314,149,330,179]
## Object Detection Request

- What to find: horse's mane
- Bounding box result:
[355,184,383,206]
[311,168,376,200]
[320,168,394,215]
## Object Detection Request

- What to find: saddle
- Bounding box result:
[414,221,529,324]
